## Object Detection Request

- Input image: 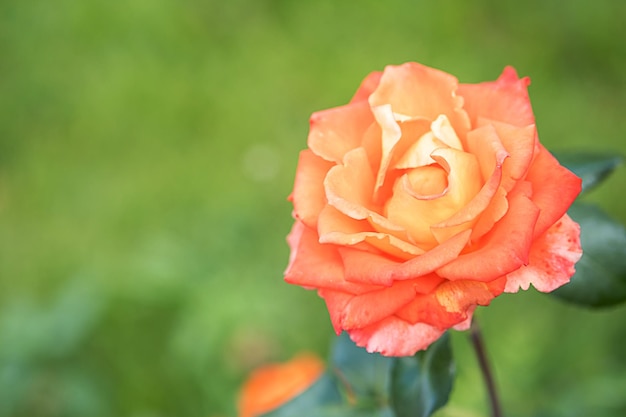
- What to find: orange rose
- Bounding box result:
[237,354,325,417]
[285,62,582,356]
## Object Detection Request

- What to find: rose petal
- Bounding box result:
[308,101,374,163]
[340,279,420,330]
[362,118,434,207]
[324,147,377,221]
[348,316,445,356]
[369,62,470,136]
[290,150,335,228]
[394,132,445,170]
[436,184,540,281]
[395,292,466,329]
[457,121,535,241]
[396,278,505,329]
[318,204,424,260]
[505,213,582,293]
[431,126,508,243]
[371,104,403,199]
[384,174,444,248]
[394,115,462,170]
[284,221,383,295]
[431,114,464,150]
[323,148,426,258]
[361,122,383,176]
[458,66,534,128]
[454,277,511,330]
[431,176,504,244]
[403,165,449,198]
[323,146,409,236]
[477,119,537,192]
[470,185,509,241]
[431,148,483,208]
[318,289,354,334]
[350,71,383,103]
[465,124,509,184]
[436,279,504,313]
[385,148,481,248]
[339,229,471,286]
[452,306,476,331]
[525,144,582,238]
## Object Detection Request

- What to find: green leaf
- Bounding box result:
[554,151,622,194]
[261,372,344,417]
[330,332,394,407]
[261,369,394,417]
[389,332,455,417]
[552,203,626,307]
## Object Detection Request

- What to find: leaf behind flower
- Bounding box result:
[389,332,455,417]
[260,372,343,417]
[330,332,394,407]
[552,202,626,307]
[554,151,622,194]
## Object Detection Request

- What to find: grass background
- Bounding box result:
[1,0,626,416]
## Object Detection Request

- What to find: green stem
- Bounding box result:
[469,318,503,417]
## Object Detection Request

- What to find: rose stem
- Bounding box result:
[469,318,503,417]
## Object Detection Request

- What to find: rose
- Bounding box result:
[285,62,582,356]
[237,353,325,417]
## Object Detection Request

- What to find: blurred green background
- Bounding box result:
[1,0,626,416]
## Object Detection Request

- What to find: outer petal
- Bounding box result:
[338,230,470,286]
[284,221,383,295]
[477,119,537,192]
[340,280,420,330]
[350,71,383,103]
[436,183,540,281]
[369,62,470,136]
[505,213,582,293]
[290,150,334,228]
[452,306,476,331]
[462,118,537,241]
[525,144,582,238]
[318,289,353,334]
[395,292,466,330]
[348,316,444,357]
[308,101,374,163]
[458,66,534,128]
[324,147,377,221]
[318,204,424,260]
[395,278,505,329]
[464,124,509,184]
[436,278,505,312]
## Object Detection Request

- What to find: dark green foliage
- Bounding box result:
[390,334,454,417]
[330,332,393,406]
[265,333,454,417]
[553,203,626,307]
[261,373,345,417]
[555,151,622,194]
